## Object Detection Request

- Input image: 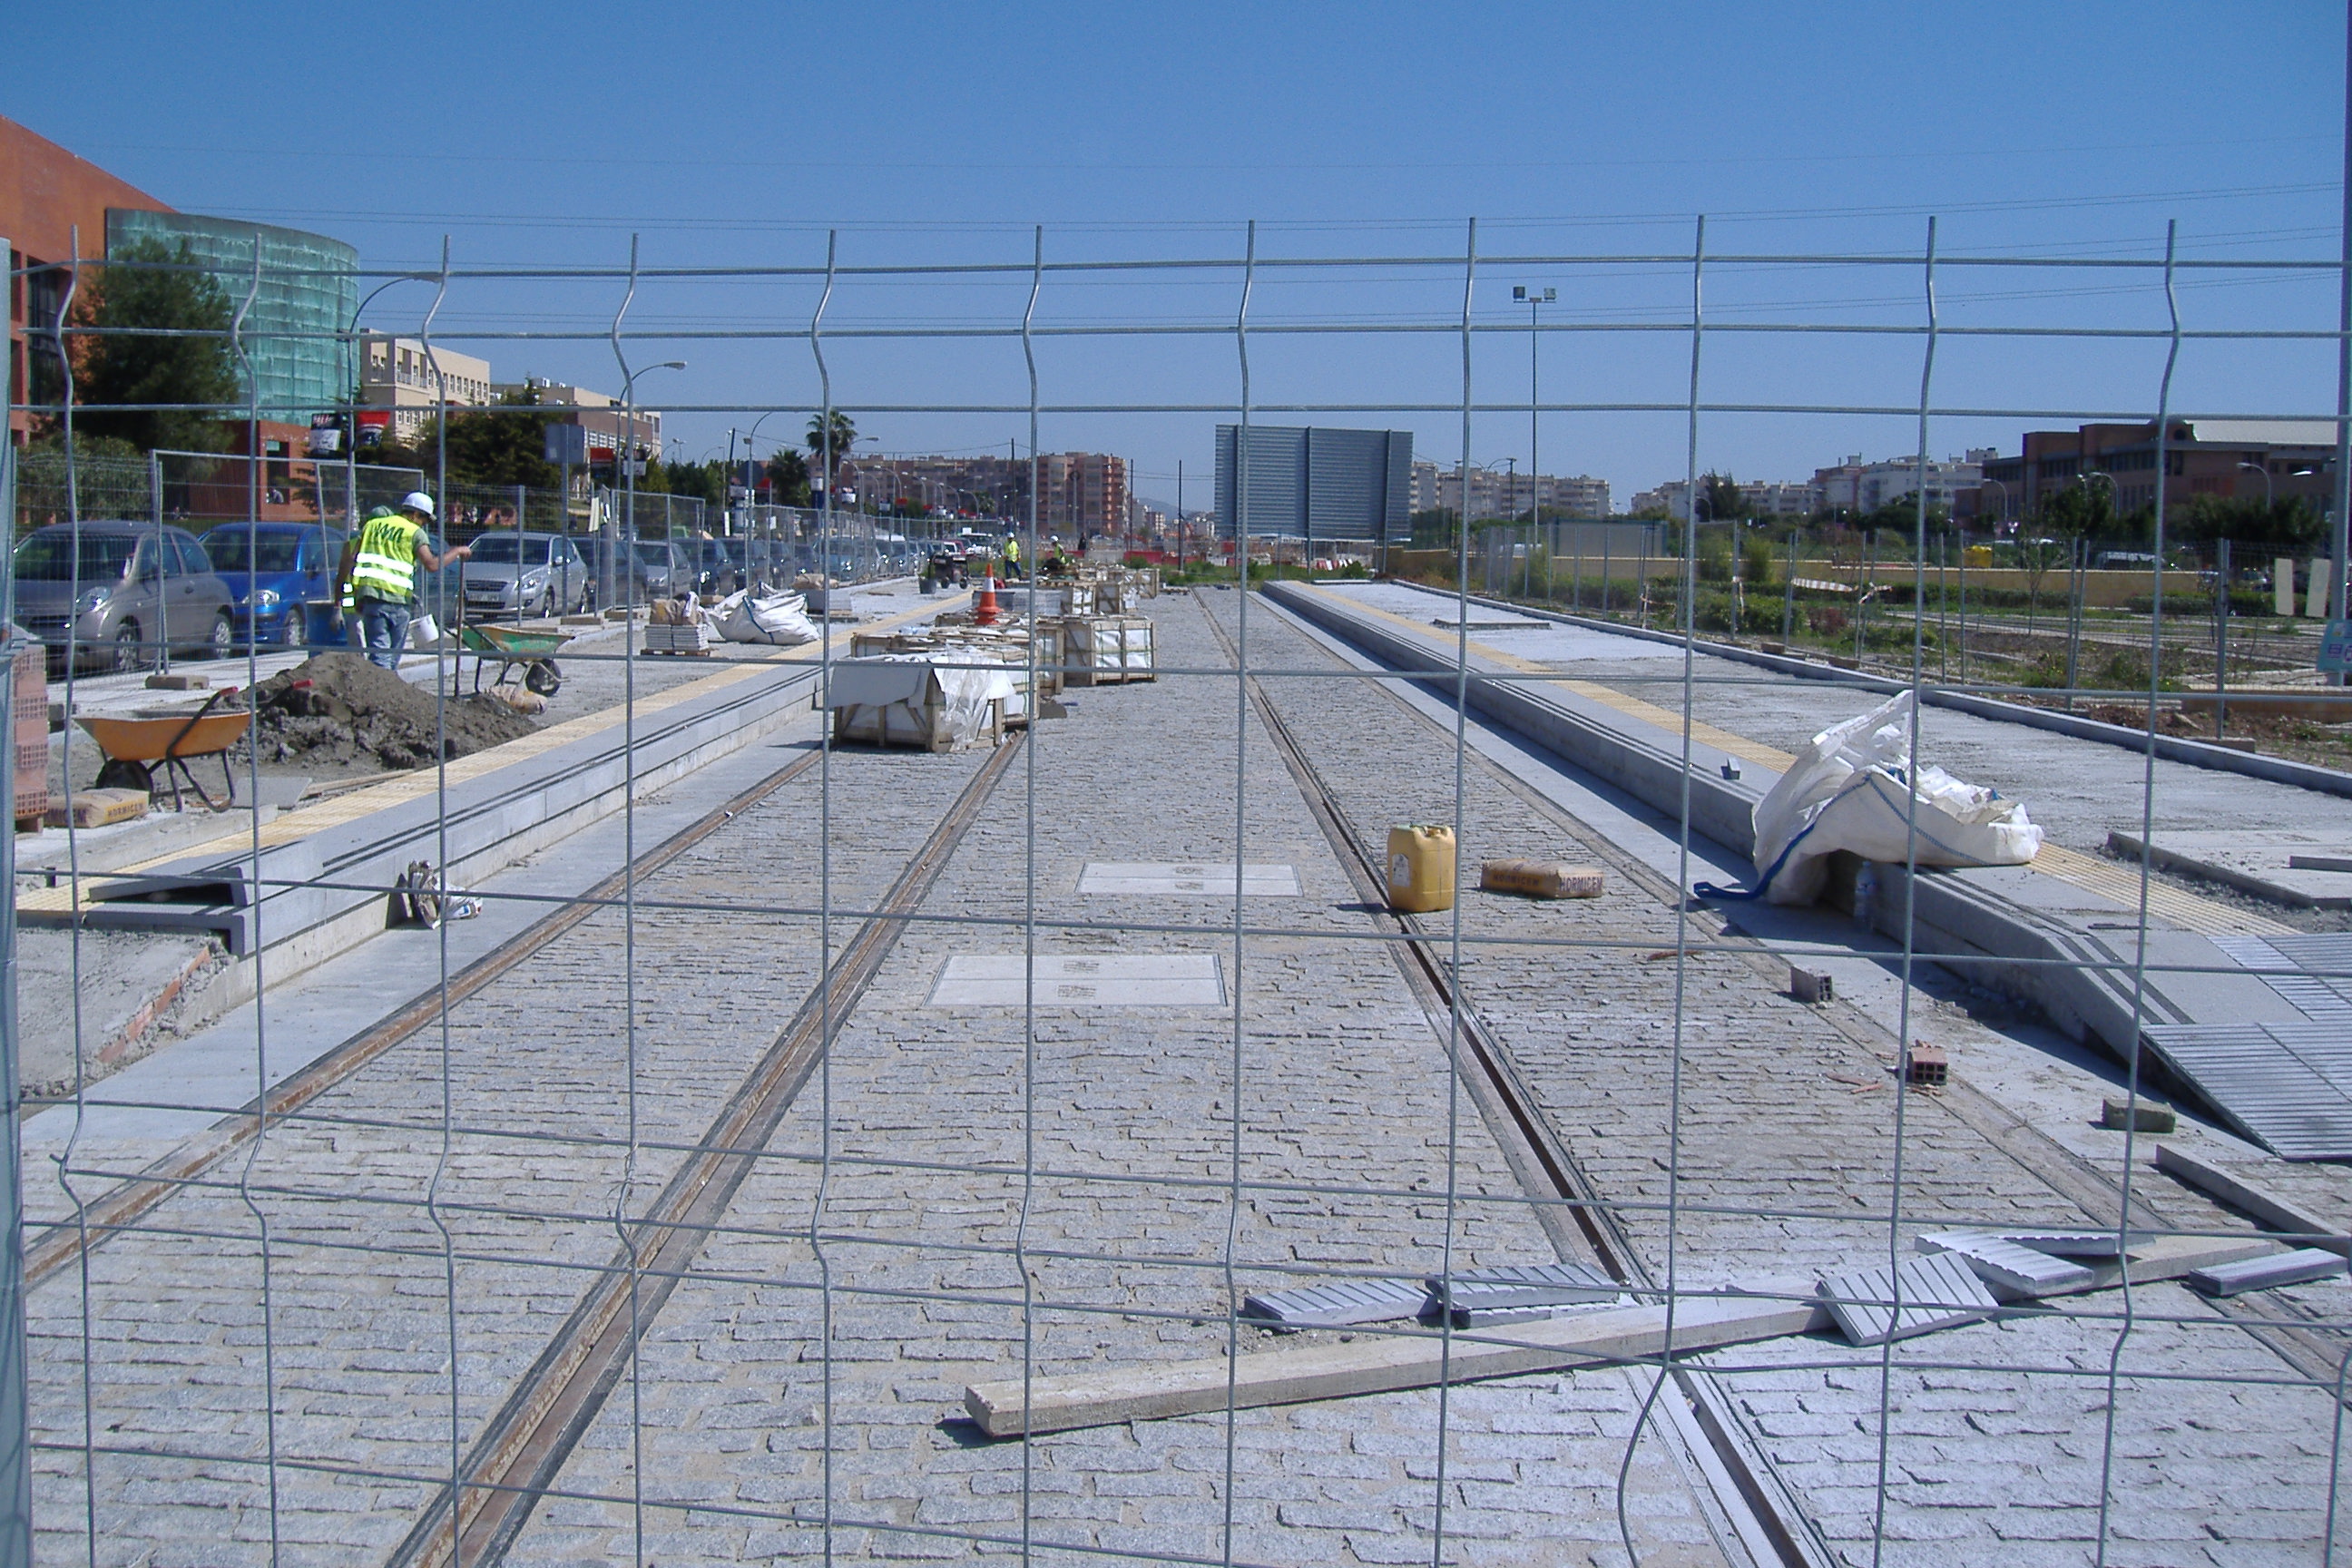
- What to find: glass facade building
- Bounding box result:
[1214,424,1413,544]
[106,210,358,422]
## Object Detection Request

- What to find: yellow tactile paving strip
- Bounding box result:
[21,593,967,917]
[1318,589,1795,769]
[1289,583,2293,939]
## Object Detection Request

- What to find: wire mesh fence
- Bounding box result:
[1,217,2349,1568]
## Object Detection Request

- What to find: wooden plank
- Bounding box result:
[2157,1143,2350,1256]
[961,1234,2273,1437]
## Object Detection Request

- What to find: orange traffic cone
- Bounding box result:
[974,575,1002,626]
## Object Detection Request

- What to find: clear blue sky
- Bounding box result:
[11,0,2347,510]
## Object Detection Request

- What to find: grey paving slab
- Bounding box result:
[1077,861,1300,896]
[926,954,1228,1007]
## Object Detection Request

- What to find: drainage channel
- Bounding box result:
[25,746,828,1294]
[388,732,1025,1568]
[1195,596,1830,1568]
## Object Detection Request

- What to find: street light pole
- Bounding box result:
[611,358,685,612]
[2239,459,2275,510]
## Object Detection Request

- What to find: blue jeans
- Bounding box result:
[358,597,412,670]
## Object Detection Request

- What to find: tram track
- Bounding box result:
[387,731,1024,1568]
[1196,596,1830,1568]
[25,747,831,1293]
[1236,589,2351,1399]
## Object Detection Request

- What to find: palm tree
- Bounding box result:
[806,410,857,484]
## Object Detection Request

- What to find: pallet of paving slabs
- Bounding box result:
[1063,615,1156,686]
[831,692,1004,752]
[642,619,714,655]
[829,660,1009,752]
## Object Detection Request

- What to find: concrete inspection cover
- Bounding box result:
[1078,862,1301,897]
[929,954,1228,1007]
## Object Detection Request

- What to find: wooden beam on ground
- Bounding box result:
[963,1235,2273,1437]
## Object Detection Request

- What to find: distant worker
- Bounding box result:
[1002,531,1022,579]
[338,490,471,671]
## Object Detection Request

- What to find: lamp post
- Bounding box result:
[1514,285,1554,600]
[2239,459,2275,509]
[1979,475,2008,529]
[610,358,685,611]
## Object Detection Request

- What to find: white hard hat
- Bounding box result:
[399,490,436,520]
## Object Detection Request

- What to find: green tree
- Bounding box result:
[436,388,562,489]
[14,434,151,524]
[661,457,724,508]
[1699,471,1745,523]
[806,410,857,482]
[2176,494,2327,557]
[765,449,813,507]
[71,237,240,454]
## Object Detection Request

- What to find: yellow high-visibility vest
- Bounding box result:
[350,509,423,603]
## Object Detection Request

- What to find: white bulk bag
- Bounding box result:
[716,589,818,646]
[1749,691,2043,906]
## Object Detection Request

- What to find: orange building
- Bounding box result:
[1,114,176,444]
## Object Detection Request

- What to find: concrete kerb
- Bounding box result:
[1258,582,2245,1079]
[23,591,969,1016]
[1379,578,2352,801]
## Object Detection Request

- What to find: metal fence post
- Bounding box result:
[0,231,35,1568]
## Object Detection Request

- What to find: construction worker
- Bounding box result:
[1002,530,1022,579]
[338,490,471,670]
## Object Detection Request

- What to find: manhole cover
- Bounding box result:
[928,954,1228,1007]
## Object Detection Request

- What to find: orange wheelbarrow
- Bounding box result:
[75,689,252,811]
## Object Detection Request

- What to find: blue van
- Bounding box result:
[199,522,341,649]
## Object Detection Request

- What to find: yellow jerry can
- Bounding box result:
[1386,824,1457,913]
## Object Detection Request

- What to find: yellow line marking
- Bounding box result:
[1288,583,2292,937]
[23,593,966,917]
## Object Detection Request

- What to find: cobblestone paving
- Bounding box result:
[1229,590,2345,1567]
[27,589,2341,1567]
[507,594,1739,1567]
[27,740,996,1566]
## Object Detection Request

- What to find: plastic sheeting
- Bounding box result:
[1741,691,2044,906]
[715,588,818,646]
[828,654,1016,747]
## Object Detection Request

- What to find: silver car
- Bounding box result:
[457,530,592,619]
[13,522,236,671]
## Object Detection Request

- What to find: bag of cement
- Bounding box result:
[1480,858,1604,899]
[716,588,818,646]
[1744,691,2043,906]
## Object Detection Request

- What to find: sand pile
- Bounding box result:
[247,652,537,771]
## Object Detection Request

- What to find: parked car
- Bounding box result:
[458,530,592,619]
[13,522,236,671]
[632,538,692,599]
[199,521,341,649]
[573,535,646,607]
[687,536,733,597]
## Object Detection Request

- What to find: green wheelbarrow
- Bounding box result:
[459,623,571,698]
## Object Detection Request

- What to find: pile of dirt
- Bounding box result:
[246,652,538,771]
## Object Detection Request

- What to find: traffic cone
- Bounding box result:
[975,575,1002,627]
